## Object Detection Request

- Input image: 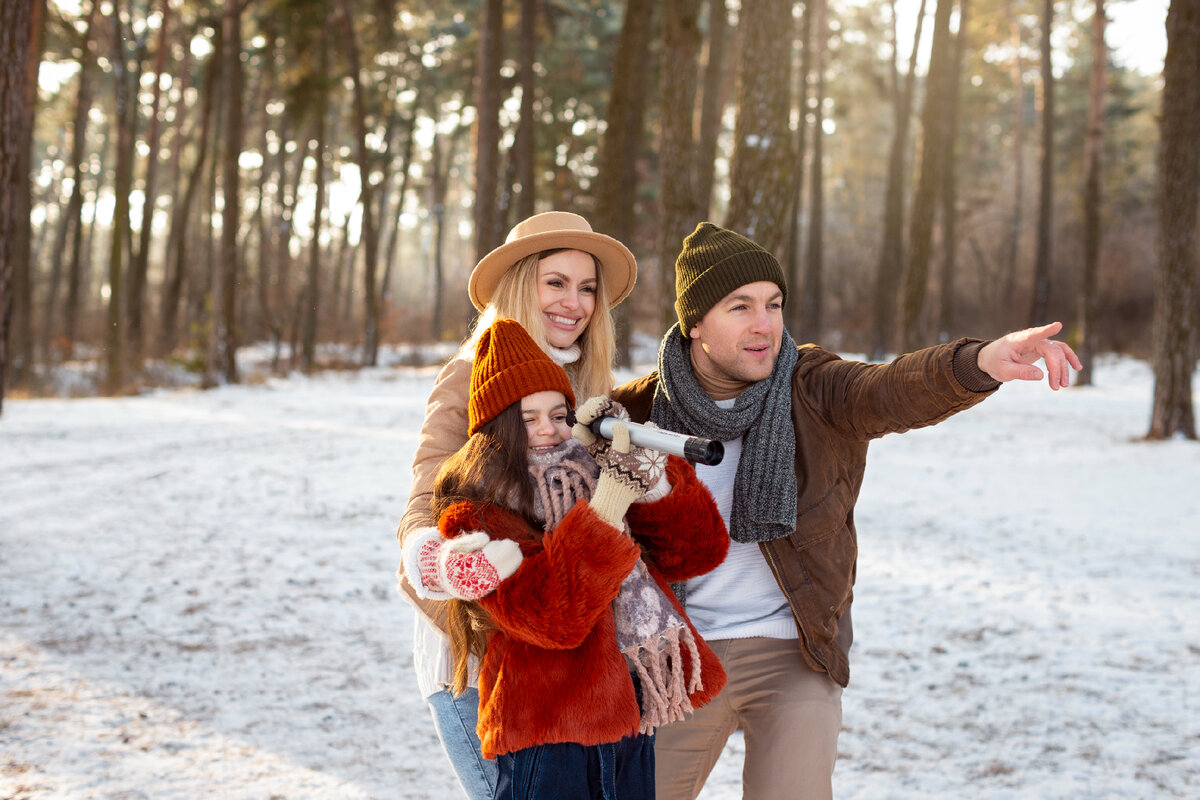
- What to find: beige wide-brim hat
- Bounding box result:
[468,211,638,311]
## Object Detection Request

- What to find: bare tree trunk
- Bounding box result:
[513,0,538,221]
[250,45,275,350]
[430,131,448,342]
[785,0,812,338]
[724,0,795,253]
[336,0,381,366]
[1004,0,1025,304]
[44,0,98,363]
[0,0,37,413]
[212,0,242,384]
[128,0,171,368]
[695,0,729,220]
[936,0,968,342]
[1028,0,1055,326]
[658,0,703,332]
[275,131,307,367]
[594,0,655,365]
[1076,0,1106,386]
[6,0,45,395]
[1148,0,1199,440]
[69,116,109,347]
[162,39,215,357]
[869,0,926,359]
[900,0,955,352]
[105,0,136,393]
[300,44,329,373]
[474,0,503,261]
[798,0,826,345]
[381,100,420,309]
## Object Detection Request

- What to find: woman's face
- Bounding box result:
[536,250,597,349]
[521,390,572,452]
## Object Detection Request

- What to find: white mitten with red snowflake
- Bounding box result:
[401,528,522,601]
[436,532,523,600]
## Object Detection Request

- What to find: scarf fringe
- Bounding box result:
[623,624,704,734]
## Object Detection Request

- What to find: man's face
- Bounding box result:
[689,281,784,385]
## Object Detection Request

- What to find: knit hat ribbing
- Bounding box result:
[469,319,576,435]
[674,222,788,337]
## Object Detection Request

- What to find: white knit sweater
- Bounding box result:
[681,400,797,642]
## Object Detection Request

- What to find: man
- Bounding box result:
[612,222,1081,800]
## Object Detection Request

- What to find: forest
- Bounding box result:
[0,0,1196,436]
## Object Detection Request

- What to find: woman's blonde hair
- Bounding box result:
[460,250,616,400]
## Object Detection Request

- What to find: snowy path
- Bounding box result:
[2,357,1197,798]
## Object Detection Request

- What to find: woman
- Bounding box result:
[396,212,638,799]
[404,319,728,799]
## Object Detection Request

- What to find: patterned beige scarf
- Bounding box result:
[527,439,704,732]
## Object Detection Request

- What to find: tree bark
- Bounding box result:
[1004,0,1025,304]
[513,0,538,221]
[381,97,420,310]
[658,0,703,332]
[0,0,36,413]
[785,0,812,338]
[869,0,926,360]
[105,0,137,393]
[212,0,242,384]
[128,0,172,368]
[300,41,329,373]
[1148,0,1199,440]
[157,35,201,357]
[337,0,382,366]
[695,0,729,220]
[798,0,826,344]
[594,0,655,365]
[7,0,43,393]
[1028,0,1055,326]
[724,0,795,253]
[1076,0,1106,386]
[900,0,955,352]
[936,0,968,342]
[44,0,98,363]
[474,0,504,261]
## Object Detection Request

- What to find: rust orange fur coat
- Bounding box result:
[438,456,729,759]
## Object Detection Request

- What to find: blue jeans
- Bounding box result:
[494,732,655,800]
[427,687,498,800]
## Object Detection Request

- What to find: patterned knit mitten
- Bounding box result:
[435,532,523,601]
[574,396,668,528]
[401,528,522,601]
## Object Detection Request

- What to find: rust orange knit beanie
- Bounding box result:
[469,319,576,435]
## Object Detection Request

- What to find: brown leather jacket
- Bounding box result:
[612,338,1000,687]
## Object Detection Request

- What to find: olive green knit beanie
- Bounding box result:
[674,222,788,337]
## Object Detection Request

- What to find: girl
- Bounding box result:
[404,319,728,799]
[396,212,638,798]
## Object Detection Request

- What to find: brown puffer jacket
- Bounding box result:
[612,338,1000,687]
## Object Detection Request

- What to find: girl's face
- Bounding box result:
[521,390,572,452]
[536,250,597,349]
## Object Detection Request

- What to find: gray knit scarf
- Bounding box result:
[649,323,799,544]
[526,439,703,733]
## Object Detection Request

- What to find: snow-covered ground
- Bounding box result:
[2,352,1197,799]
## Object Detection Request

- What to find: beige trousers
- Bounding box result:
[654,637,843,800]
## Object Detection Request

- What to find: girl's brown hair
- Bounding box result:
[432,402,540,695]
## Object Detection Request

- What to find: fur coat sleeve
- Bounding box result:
[440,500,641,650]
[626,456,729,583]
